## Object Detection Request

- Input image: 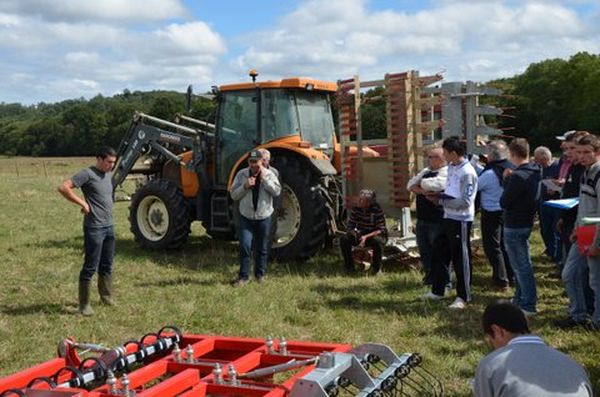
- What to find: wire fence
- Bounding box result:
[0,157,93,178]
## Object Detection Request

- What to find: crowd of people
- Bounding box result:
[58,136,596,395]
[408,132,600,330]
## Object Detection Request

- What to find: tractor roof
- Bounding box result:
[220,77,337,92]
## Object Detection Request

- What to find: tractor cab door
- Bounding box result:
[215,90,258,184]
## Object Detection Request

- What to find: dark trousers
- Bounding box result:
[340,235,384,272]
[80,225,115,281]
[416,219,450,286]
[431,219,472,301]
[539,204,562,264]
[238,215,272,280]
[481,210,513,286]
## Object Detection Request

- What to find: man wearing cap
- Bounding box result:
[230,150,281,286]
[339,189,387,274]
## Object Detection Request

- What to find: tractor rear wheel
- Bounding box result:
[129,179,191,249]
[271,157,328,261]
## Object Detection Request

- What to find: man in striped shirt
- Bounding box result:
[340,189,387,274]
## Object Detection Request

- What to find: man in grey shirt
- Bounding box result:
[58,146,117,316]
[473,301,591,397]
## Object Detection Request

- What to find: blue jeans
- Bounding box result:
[238,215,272,280]
[587,255,600,325]
[562,244,589,321]
[504,227,537,312]
[539,204,562,264]
[80,225,115,281]
[416,219,451,286]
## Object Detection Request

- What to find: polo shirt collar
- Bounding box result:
[507,335,545,346]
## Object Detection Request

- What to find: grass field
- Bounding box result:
[0,157,598,396]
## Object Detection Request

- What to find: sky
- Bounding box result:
[1,0,599,105]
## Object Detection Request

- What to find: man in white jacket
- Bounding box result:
[407,147,448,285]
[230,150,281,286]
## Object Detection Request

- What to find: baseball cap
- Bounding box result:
[248,150,261,160]
[556,130,576,141]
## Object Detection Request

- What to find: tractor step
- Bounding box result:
[0,327,444,396]
[210,190,231,232]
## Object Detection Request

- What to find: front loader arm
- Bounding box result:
[112,112,198,189]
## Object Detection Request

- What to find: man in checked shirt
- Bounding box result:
[339,189,387,274]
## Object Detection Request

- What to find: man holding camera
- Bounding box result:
[230,150,281,286]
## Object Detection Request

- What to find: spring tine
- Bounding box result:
[410,367,438,392]
[413,366,444,395]
[402,375,430,395]
[398,379,417,395]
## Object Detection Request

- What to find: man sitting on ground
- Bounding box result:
[340,189,387,274]
[473,300,591,397]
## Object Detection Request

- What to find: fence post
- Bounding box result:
[42,160,48,178]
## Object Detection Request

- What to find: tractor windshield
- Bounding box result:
[261,89,334,148]
[216,90,258,183]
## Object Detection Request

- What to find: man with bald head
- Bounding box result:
[407,147,449,286]
[478,140,515,290]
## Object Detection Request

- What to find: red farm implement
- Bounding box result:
[0,326,443,397]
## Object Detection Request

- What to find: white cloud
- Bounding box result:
[0,1,226,104]
[1,0,599,104]
[0,0,186,23]
[232,0,599,85]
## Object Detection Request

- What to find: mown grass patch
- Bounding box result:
[0,157,598,396]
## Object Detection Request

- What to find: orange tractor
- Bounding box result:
[112,73,350,260]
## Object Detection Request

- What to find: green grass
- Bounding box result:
[0,157,598,396]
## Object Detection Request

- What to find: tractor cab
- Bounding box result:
[214,76,338,185]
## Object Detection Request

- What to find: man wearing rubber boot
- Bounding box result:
[59,146,117,316]
[339,189,387,274]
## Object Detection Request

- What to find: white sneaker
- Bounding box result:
[421,291,444,300]
[448,297,467,309]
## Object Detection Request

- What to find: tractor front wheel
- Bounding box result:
[129,180,191,249]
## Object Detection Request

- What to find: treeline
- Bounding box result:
[490,52,600,151]
[1,51,599,156]
[0,90,214,156]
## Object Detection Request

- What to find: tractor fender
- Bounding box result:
[227,146,336,189]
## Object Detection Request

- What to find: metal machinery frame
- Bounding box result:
[335,72,505,255]
[0,327,443,397]
[337,71,444,215]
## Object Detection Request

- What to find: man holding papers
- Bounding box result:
[557,133,600,329]
[534,146,561,266]
[422,136,478,309]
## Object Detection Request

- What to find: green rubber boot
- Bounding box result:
[78,280,94,316]
[98,275,114,306]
